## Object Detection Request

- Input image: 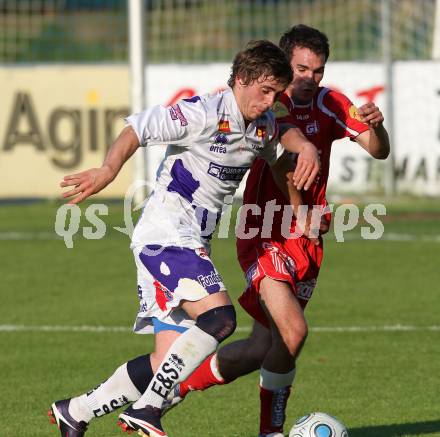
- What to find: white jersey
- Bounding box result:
[127,89,282,249]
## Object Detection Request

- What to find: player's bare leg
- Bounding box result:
[150,330,181,371]
[218,320,271,380]
[258,277,307,437]
[166,320,271,406]
[163,279,306,436]
[118,291,237,436]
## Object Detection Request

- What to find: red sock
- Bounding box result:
[179,354,225,397]
[259,385,291,435]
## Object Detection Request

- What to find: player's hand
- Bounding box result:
[60,166,113,204]
[357,102,384,129]
[292,142,320,191]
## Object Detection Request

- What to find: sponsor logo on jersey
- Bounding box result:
[256,125,266,139]
[210,132,228,153]
[197,270,223,288]
[296,113,310,120]
[272,101,290,118]
[210,145,226,153]
[218,119,231,132]
[207,162,249,181]
[305,120,319,135]
[349,104,363,121]
[213,132,229,145]
[169,104,188,126]
[296,278,317,300]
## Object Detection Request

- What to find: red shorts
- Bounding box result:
[237,236,323,328]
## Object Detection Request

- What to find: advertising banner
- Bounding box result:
[1,62,439,197]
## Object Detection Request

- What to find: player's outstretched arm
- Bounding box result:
[270,154,329,246]
[356,102,390,159]
[279,127,320,190]
[283,167,324,246]
[270,151,299,204]
[60,125,140,204]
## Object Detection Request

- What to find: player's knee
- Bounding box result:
[282,321,308,357]
[196,305,237,343]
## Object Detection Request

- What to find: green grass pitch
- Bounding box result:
[0,199,439,437]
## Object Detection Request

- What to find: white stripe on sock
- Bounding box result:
[260,367,296,390]
[209,354,224,382]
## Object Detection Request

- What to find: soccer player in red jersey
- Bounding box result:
[164,25,390,437]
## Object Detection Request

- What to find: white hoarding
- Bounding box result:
[0,62,439,197]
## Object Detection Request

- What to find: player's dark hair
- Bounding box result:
[228,40,292,89]
[279,24,330,62]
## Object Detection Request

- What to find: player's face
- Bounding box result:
[235,76,286,122]
[289,47,326,104]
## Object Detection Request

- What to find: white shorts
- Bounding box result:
[133,245,226,334]
[131,190,226,334]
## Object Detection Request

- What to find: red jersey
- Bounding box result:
[239,87,369,239]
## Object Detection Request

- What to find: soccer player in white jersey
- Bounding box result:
[160,25,391,437]
[48,40,320,437]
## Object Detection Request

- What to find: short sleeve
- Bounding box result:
[319,89,369,140]
[126,96,208,147]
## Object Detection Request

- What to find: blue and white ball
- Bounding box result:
[289,412,349,437]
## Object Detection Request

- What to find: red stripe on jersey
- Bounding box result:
[316,88,368,139]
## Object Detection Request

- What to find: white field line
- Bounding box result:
[0,231,59,240]
[342,233,440,242]
[1,231,440,242]
[0,324,439,333]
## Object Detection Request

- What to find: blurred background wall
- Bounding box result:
[1,0,439,198]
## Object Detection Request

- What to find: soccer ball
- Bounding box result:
[289,412,349,437]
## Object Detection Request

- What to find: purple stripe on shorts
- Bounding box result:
[139,245,223,295]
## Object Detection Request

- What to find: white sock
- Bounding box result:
[133,326,218,409]
[260,367,296,390]
[69,363,142,423]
